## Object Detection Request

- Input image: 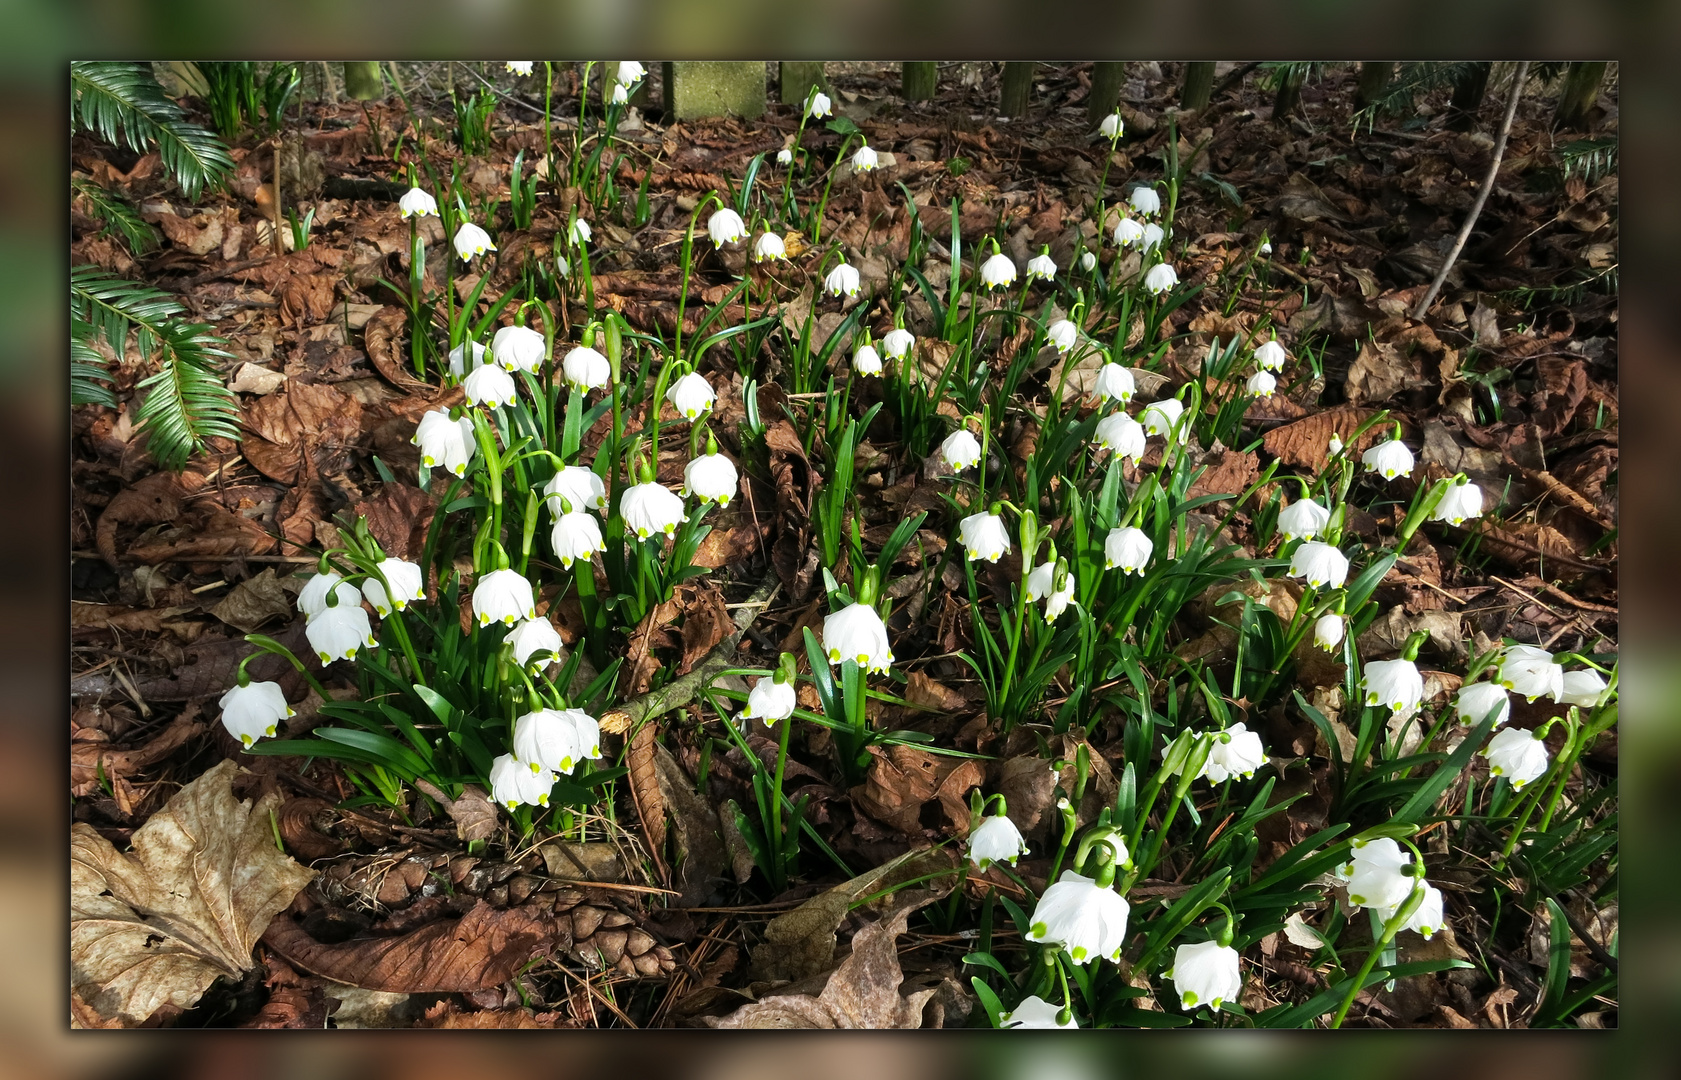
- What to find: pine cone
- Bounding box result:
[542,888,675,978]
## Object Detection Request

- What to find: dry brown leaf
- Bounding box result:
[209,567,293,633]
[71,760,317,1027]
[95,472,184,565]
[418,1002,567,1028]
[851,744,983,836]
[1345,340,1421,406]
[627,722,668,867]
[679,583,732,675]
[156,209,225,255]
[412,778,499,844]
[1262,405,1382,470]
[904,671,966,712]
[70,704,207,798]
[364,306,430,391]
[652,741,729,905]
[351,482,437,562]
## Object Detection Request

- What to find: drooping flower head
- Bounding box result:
[940,429,982,473]
[453,221,495,261]
[507,617,565,670]
[707,207,747,246]
[1025,870,1130,965]
[561,345,611,393]
[1482,726,1551,790]
[1168,940,1242,1011]
[1129,185,1162,216]
[959,510,1011,563]
[666,371,716,421]
[473,568,535,628]
[824,261,861,297]
[544,466,607,517]
[821,601,893,674]
[968,814,1028,868]
[361,558,424,616]
[464,363,517,409]
[1104,526,1153,574]
[219,681,293,748]
[413,410,476,476]
[399,187,438,219]
[491,325,547,374]
[1095,363,1135,404]
[1144,262,1179,295]
[621,481,687,539]
[1288,541,1350,590]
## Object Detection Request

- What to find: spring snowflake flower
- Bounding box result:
[776,147,793,165]
[398,187,438,219]
[1080,251,1098,271]
[825,261,860,297]
[448,340,487,377]
[1454,680,1512,727]
[1113,217,1145,247]
[1362,437,1414,479]
[806,90,832,119]
[1026,251,1058,281]
[473,569,535,628]
[822,602,894,674]
[561,345,611,393]
[1000,995,1077,1029]
[1200,722,1266,783]
[666,371,716,420]
[1095,413,1146,461]
[489,753,553,810]
[1388,881,1445,939]
[1314,613,1345,651]
[753,232,787,262]
[1025,870,1130,965]
[852,143,879,172]
[506,62,533,76]
[1104,526,1153,574]
[707,208,747,246]
[1099,111,1124,139]
[881,327,915,360]
[684,451,739,506]
[1254,339,1287,371]
[1096,363,1136,404]
[453,222,495,261]
[1260,239,1273,255]
[514,707,599,775]
[940,429,982,472]
[1328,433,1344,456]
[1431,479,1484,525]
[1141,222,1165,252]
[414,410,476,476]
[507,617,565,670]
[610,82,628,106]
[1339,837,1416,910]
[491,325,547,374]
[555,253,571,278]
[1129,185,1161,216]
[1168,941,1242,1011]
[569,217,592,246]
[740,676,797,725]
[1499,644,1564,703]
[550,511,604,569]
[1277,498,1330,541]
[852,342,883,377]
[959,511,1011,563]
[1288,541,1349,589]
[621,482,687,539]
[544,466,607,517]
[305,588,376,664]
[1026,562,1075,621]
[218,681,293,748]
[1144,262,1178,295]
[1559,669,1609,708]
[1140,397,1185,438]
[617,61,646,86]
[298,571,346,619]
[980,251,1017,289]
[1247,370,1277,398]
[1483,726,1551,790]
[1047,319,1079,354]
[968,814,1028,868]
[361,558,424,616]
[464,363,516,409]
[1363,657,1425,714]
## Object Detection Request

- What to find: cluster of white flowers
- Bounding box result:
[1334,838,1445,939]
[299,570,379,665]
[490,706,602,810]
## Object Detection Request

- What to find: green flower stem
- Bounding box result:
[769,708,794,890]
[810,135,855,247]
[543,62,554,190]
[1329,879,1426,1029]
[673,194,723,365]
[997,507,1037,720]
[242,634,332,703]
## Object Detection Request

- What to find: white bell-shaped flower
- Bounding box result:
[1500,644,1564,702]
[306,592,376,664]
[569,217,592,245]
[453,222,495,261]
[806,90,832,119]
[1362,657,1424,714]
[464,362,516,409]
[505,61,533,76]
[1254,339,1287,371]
[544,466,607,517]
[1025,870,1130,965]
[1247,370,1277,398]
[1277,498,1330,541]
[473,568,535,627]
[491,325,546,374]
[1001,995,1077,1029]
[1260,240,1273,255]
[514,707,598,775]
[753,232,786,262]
[555,253,571,278]
[1314,613,1345,651]
[609,82,628,106]
[740,676,797,725]
[1026,252,1057,281]
[824,261,861,297]
[1328,433,1344,456]
[666,371,716,420]
[852,143,878,172]
[707,207,747,246]
[1454,680,1511,727]
[1288,541,1349,589]
[821,601,894,674]
[1080,251,1098,271]
[1047,319,1078,354]
[980,252,1016,289]
[940,429,982,472]
[1168,940,1242,1011]
[1114,217,1145,247]
[968,814,1028,868]
[1095,412,1146,462]
[489,753,553,810]
[1144,262,1178,295]
[1389,880,1445,939]
[958,511,1011,563]
[1362,438,1414,479]
[1026,562,1075,622]
[881,327,915,360]
[414,410,476,477]
[1104,526,1153,574]
[550,511,604,569]
[299,571,346,619]
[1340,837,1415,910]
[1129,185,1161,216]
[361,558,424,616]
[852,343,883,377]
[1559,669,1608,708]
[507,617,565,670]
[1141,222,1166,251]
[448,339,487,377]
[622,481,688,539]
[1483,726,1550,790]
[561,345,611,393]
[1099,112,1123,139]
[1095,363,1136,404]
[684,451,739,506]
[1431,480,1484,525]
[218,681,293,748]
[616,60,646,86]
[776,147,793,165]
[1201,722,1266,783]
[398,187,438,219]
[1140,397,1185,438]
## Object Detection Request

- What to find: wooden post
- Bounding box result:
[1355,61,1393,111]
[999,61,1034,117]
[666,61,766,120]
[1087,61,1124,124]
[1553,61,1607,131]
[902,62,937,102]
[1446,61,1492,129]
[342,61,384,101]
[1180,62,1216,112]
[779,62,829,105]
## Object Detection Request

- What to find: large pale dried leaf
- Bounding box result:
[1357,605,1466,662]
[71,760,317,1026]
[156,209,224,255]
[413,778,498,843]
[209,567,293,633]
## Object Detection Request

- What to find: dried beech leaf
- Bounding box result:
[70,704,206,798]
[209,567,293,633]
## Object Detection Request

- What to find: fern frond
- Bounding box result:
[71,337,117,407]
[71,264,187,362]
[1350,61,1488,134]
[71,175,159,254]
[70,60,233,201]
[1558,138,1618,183]
[131,323,239,471]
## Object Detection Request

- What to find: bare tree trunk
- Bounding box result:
[1180,62,1216,112]
[780,62,829,105]
[902,62,937,102]
[999,62,1034,117]
[1088,61,1124,124]
[342,62,384,101]
[1553,61,1607,131]
[1448,61,1492,130]
[1355,61,1393,110]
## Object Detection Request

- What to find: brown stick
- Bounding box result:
[1411,61,1529,320]
[270,137,284,256]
